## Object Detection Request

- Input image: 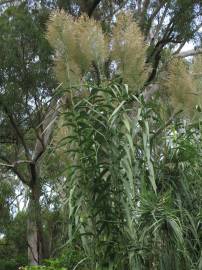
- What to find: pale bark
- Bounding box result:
[142,83,159,101]
[0,97,60,265]
[32,100,60,162]
[176,48,202,58]
[27,165,43,265]
[27,98,61,264]
[151,4,169,44]
[27,219,41,266]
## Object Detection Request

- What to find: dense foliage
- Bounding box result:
[0,1,202,270]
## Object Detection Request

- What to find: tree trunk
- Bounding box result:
[27,165,44,265]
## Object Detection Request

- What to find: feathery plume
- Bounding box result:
[46,10,108,87]
[111,12,149,93]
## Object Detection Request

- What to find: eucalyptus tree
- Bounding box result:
[0,3,58,265]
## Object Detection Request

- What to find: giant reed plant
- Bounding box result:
[56,82,201,270]
[47,10,202,270]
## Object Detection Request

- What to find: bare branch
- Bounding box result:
[32,99,61,162]
[173,40,186,55]
[147,1,166,28]
[7,190,24,208]
[0,159,33,167]
[151,4,169,44]
[177,48,202,58]
[147,20,174,83]
[0,162,13,167]
[191,72,202,77]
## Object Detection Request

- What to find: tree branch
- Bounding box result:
[176,48,202,58]
[173,40,186,55]
[151,3,169,44]
[147,21,174,83]
[0,154,30,185]
[88,0,102,17]
[142,83,159,101]
[0,160,33,167]
[146,1,166,36]
[0,162,13,168]
[3,106,31,160]
[32,99,61,162]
